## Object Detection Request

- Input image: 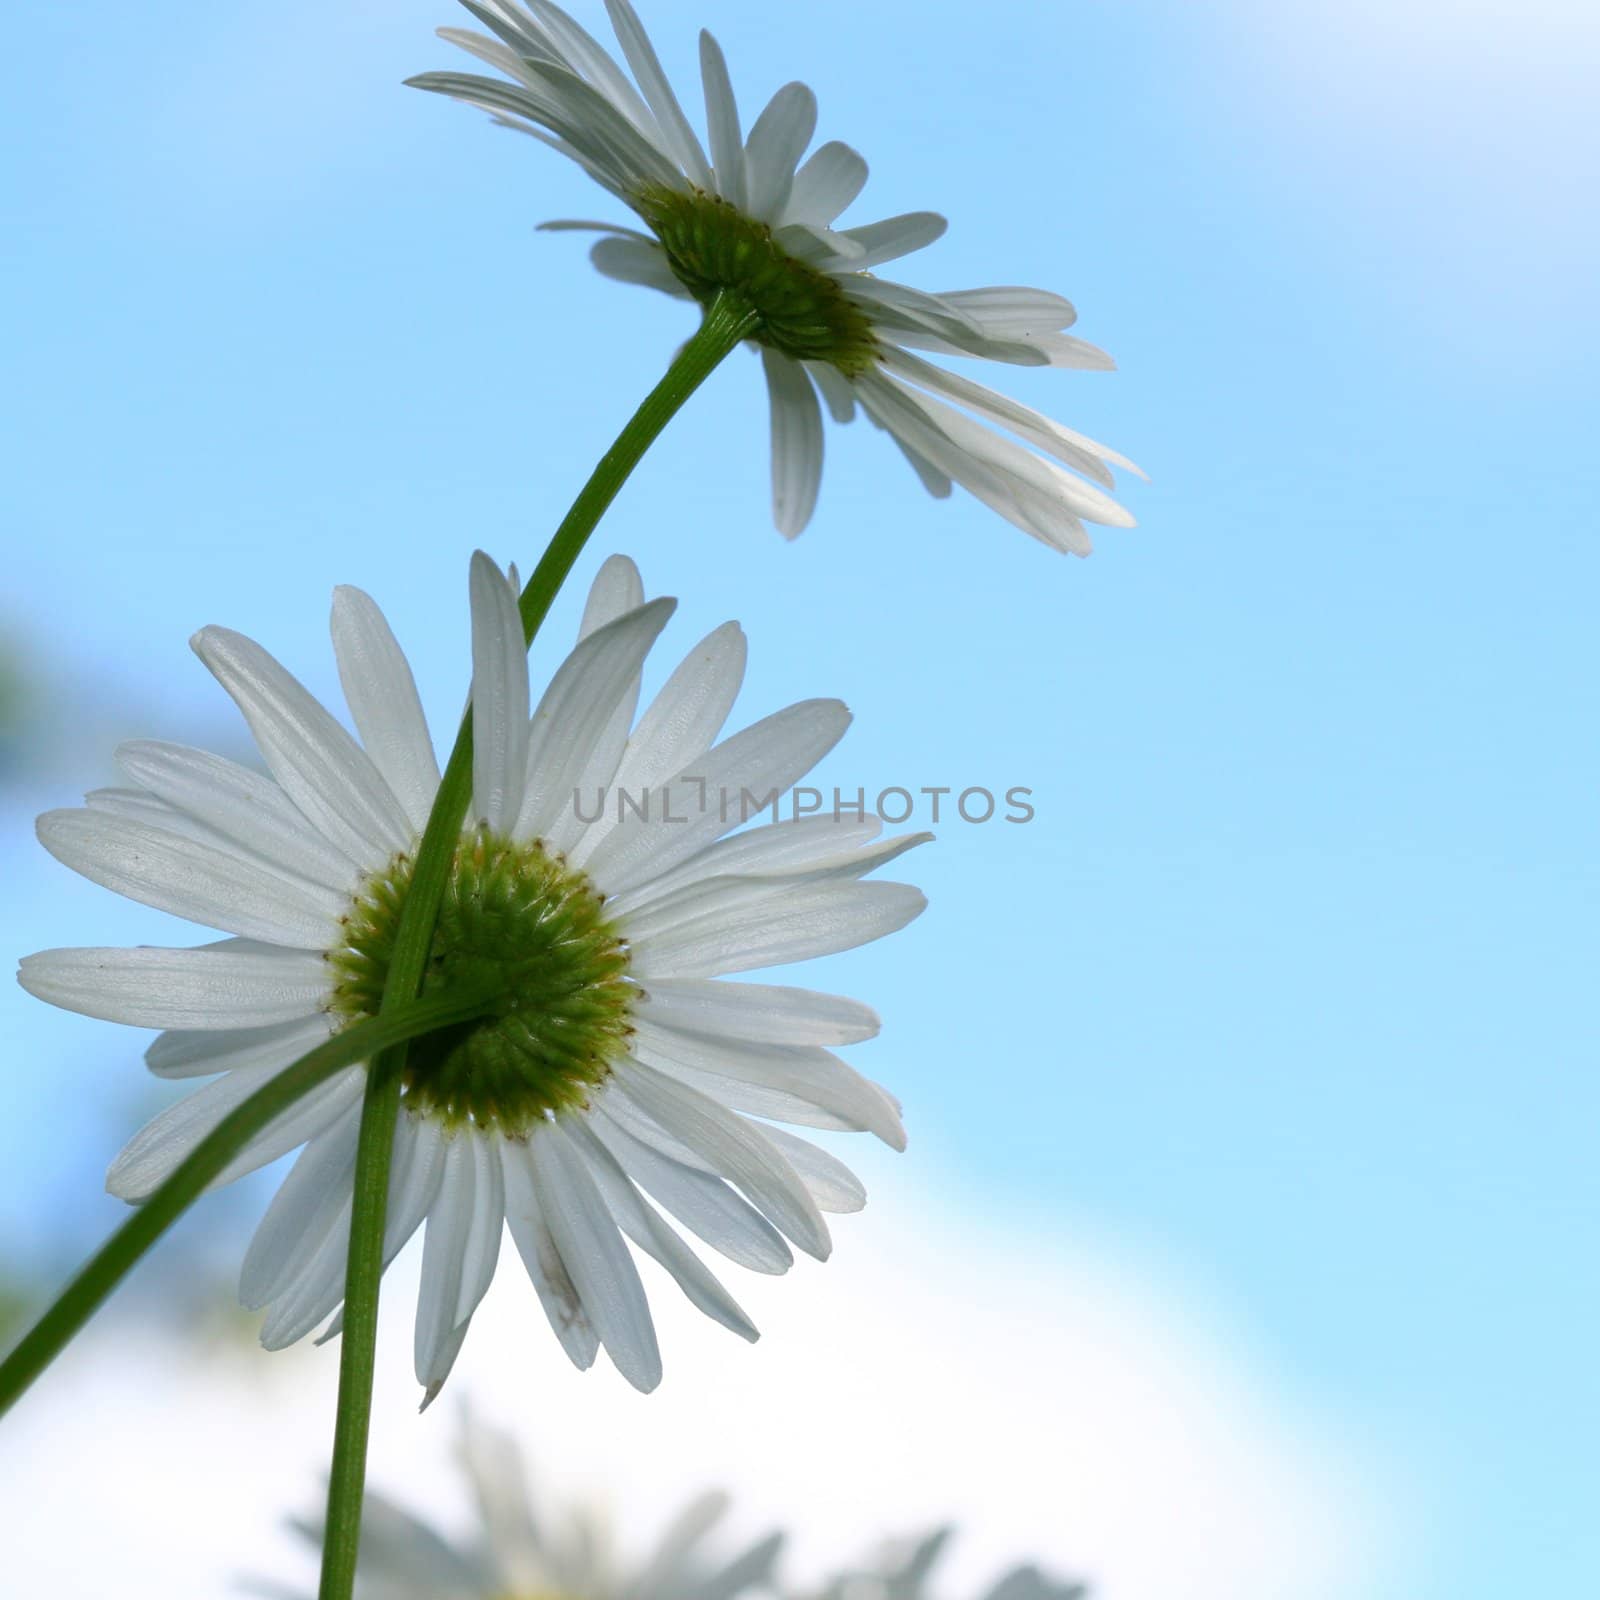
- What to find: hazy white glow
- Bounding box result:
[1227,0,1599,169]
[0,1168,1396,1598]
[1236,0,1600,65]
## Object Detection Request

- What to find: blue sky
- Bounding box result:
[2,2,1597,1596]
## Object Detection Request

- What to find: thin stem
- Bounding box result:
[513,293,761,644]
[0,987,496,1420]
[317,292,758,1600]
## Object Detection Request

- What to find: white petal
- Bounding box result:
[414,1129,504,1388]
[609,814,911,917]
[626,859,924,961]
[145,1014,334,1080]
[441,13,559,77]
[516,598,675,845]
[772,220,867,267]
[635,977,881,1046]
[519,0,660,142]
[831,211,947,272]
[648,1057,859,1136]
[400,1138,473,1362]
[743,81,816,221]
[891,376,1135,532]
[618,873,801,948]
[1031,330,1121,371]
[86,786,242,850]
[583,698,850,894]
[602,0,714,188]
[894,323,1115,370]
[411,68,631,200]
[590,235,691,296]
[115,741,360,891]
[539,553,655,858]
[881,344,1139,487]
[469,552,531,833]
[880,322,1045,367]
[314,1112,453,1350]
[579,554,646,639]
[782,139,868,227]
[613,1063,830,1259]
[887,427,955,499]
[282,1128,469,1350]
[37,809,342,949]
[857,373,1100,553]
[591,1105,792,1273]
[527,1119,662,1391]
[257,1198,354,1350]
[754,1123,867,1213]
[240,1102,362,1310]
[762,352,824,539]
[689,1534,787,1600]
[452,1401,541,1579]
[105,1057,343,1203]
[632,1018,904,1148]
[543,602,660,863]
[601,1077,710,1170]
[843,277,989,348]
[211,1065,367,1191]
[564,1119,757,1342]
[410,69,643,197]
[330,586,441,834]
[191,626,411,864]
[697,30,746,209]
[631,879,927,979]
[452,1133,505,1329]
[500,1139,600,1369]
[20,943,328,1029]
[598,619,747,803]
[537,216,657,242]
[625,1491,733,1600]
[858,368,1028,522]
[383,1112,451,1271]
[805,359,858,424]
[939,285,1079,333]
[521,61,686,192]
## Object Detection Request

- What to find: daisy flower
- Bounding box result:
[409,0,1141,552]
[18,551,926,1397]
[253,1406,784,1600]
[806,1529,1086,1600]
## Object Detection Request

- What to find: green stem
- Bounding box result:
[0,988,496,1420]
[317,292,758,1600]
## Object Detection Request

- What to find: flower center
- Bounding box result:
[633,183,880,375]
[327,829,634,1134]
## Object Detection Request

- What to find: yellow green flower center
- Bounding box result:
[327,829,634,1134]
[634,183,880,376]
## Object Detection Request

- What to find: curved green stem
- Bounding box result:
[317,292,758,1600]
[0,987,496,1420]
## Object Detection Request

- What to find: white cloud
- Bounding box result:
[0,1166,1397,1599]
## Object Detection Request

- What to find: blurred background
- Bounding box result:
[1,0,1596,1594]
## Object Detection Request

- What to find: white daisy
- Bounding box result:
[253,1405,785,1600]
[806,1529,1086,1600]
[409,0,1142,552]
[19,551,926,1397]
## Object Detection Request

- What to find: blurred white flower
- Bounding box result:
[806,1528,1086,1600]
[411,1,1141,552]
[20,551,925,1398]
[252,1406,785,1600]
